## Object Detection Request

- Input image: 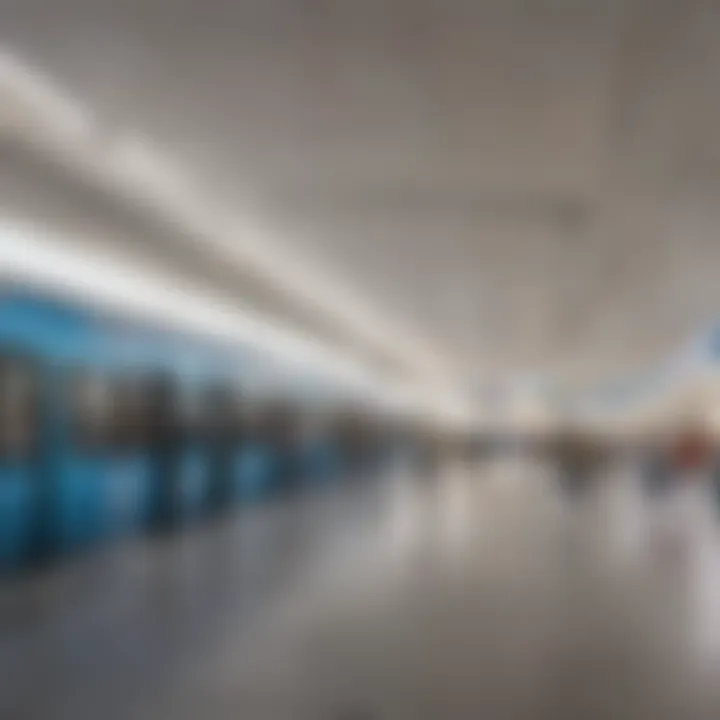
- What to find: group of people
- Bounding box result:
[545,425,719,497]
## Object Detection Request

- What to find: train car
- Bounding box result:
[0,290,120,564]
[0,281,377,572]
[0,348,40,568]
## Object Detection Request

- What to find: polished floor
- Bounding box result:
[3,460,720,719]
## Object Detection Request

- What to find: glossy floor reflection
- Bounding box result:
[3,460,720,719]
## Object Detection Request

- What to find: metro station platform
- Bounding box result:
[2,462,720,720]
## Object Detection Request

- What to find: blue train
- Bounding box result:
[0,283,380,572]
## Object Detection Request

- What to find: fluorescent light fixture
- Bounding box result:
[0,48,92,143]
[0,218,469,423]
[0,47,451,385]
[0,220,376,393]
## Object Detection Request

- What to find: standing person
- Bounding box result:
[554,430,605,497]
[667,423,715,539]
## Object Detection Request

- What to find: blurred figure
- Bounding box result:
[672,424,714,475]
[552,429,608,497]
[641,434,673,499]
[641,421,714,499]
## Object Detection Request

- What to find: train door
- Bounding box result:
[53,369,116,552]
[0,353,41,569]
[64,368,211,537]
[233,399,278,501]
[204,382,238,514]
[297,407,341,482]
[263,401,301,492]
[144,372,185,531]
[175,380,213,521]
[0,291,105,561]
[54,369,152,550]
[101,374,155,536]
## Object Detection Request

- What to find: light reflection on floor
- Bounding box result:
[4,459,720,718]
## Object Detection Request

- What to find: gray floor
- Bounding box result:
[3,459,720,719]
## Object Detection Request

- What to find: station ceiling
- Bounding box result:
[1,0,719,396]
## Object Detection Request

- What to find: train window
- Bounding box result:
[262,402,298,449]
[176,385,210,441]
[74,372,177,450]
[141,373,182,447]
[0,355,38,461]
[113,376,154,448]
[202,384,241,442]
[72,372,116,450]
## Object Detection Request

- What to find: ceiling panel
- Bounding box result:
[0,0,718,392]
